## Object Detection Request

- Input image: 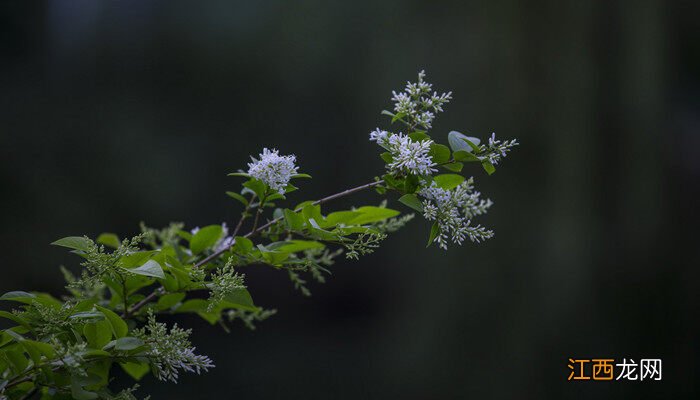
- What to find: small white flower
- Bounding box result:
[481,133,519,165]
[247,148,299,194]
[390,136,436,175]
[391,91,416,116]
[369,128,389,145]
[372,132,436,175]
[415,110,436,129]
[418,179,494,249]
[387,70,452,130]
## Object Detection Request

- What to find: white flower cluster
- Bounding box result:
[247,148,299,194]
[480,133,519,165]
[134,314,215,383]
[419,178,494,250]
[370,129,437,175]
[391,70,452,130]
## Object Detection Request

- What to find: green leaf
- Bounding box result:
[243,179,267,199]
[20,341,42,364]
[0,311,29,327]
[95,305,128,338]
[266,193,286,202]
[178,290,258,318]
[4,329,25,342]
[325,211,362,226]
[349,206,400,225]
[127,259,165,279]
[51,236,92,252]
[118,251,158,268]
[268,240,324,253]
[308,226,341,241]
[221,288,257,311]
[226,191,249,206]
[34,293,63,307]
[433,174,465,190]
[175,299,220,324]
[403,174,421,194]
[428,143,451,164]
[382,174,403,191]
[123,275,153,296]
[168,267,193,291]
[256,245,290,265]
[83,320,113,348]
[177,230,192,242]
[291,173,312,179]
[120,362,150,381]
[175,299,207,313]
[453,150,480,162]
[408,131,431,142]
[190,225,224,255]
[0,331,13,347]
[301,204,323,225]
[379,152,394,163]
[0,291,36,303]
[233,236,254,254]
[392,111,407,123]
[441,162,464,172]
[447,131,481,153]
[96,233,120,249]
[23,340,55,359]
[0,292,60,308]
[284,209,305,230]
[427,222,440,247]
[4,350,28,374]
[156,293,186,310]
[71,378,99,400]
[482,161,496,175]
[112,337,145,351]
[227,172,251,178]
[398,194,424,212]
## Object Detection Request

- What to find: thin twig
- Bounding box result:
[251,209,262,233]
[230,194,256,238]
[195,179,384,268]
[125,179,384,316]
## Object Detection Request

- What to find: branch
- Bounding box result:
[124,179,384,316]
[196,179,384,268]
[230,193,256,238]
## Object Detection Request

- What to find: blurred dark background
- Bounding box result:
[1,1,699,399]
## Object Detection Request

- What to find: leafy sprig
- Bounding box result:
[0,70,517,399]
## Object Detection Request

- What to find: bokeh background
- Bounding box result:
[1,1,699,399]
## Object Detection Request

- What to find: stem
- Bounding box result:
[125,179,384,316]
[124,288,162,317]
[195,179,384,268]
[251,208,262,233]
[120,275,130,318]
[230,194,256,238]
